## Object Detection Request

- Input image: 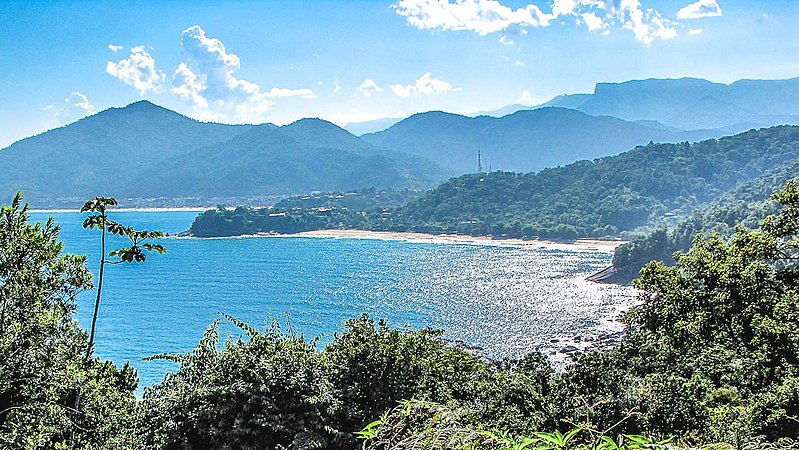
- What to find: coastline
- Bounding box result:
[283,229,625,253]
[29,207,209,213]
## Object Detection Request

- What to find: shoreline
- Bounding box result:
[29,207,209,213]
[281,229,625,253]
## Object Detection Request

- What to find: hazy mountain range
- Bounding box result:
[0,101,448,207]
[361,107,723,173]
[540,77,799,131]
[2,76,798,207]
[345,77,799,136]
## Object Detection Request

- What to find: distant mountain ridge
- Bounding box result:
[362,107,725,173]
[539,77,799,131]
[387,125,799,239]
[188,126,799,243]
[0,101,450,207]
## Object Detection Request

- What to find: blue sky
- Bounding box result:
[1,0,797,147]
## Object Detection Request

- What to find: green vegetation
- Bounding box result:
[392,126,799,239]
[361,107,720,173]
[0,101,448,208]
[5,180,799,448]
[611,159,799,282]
[0,194,142,449]
[192,126,799,241]
[189,188,419,237]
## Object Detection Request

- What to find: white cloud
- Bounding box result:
[43,91,96,125]
[518,90,534,104]
[688,28,703,35]
[108,44,124,52]
[263,88,316,99]
[389,72,458,98]
[515,60,525,67]
[499,34,515,46]
[66,92,95,115]
[394,0,689,46]
[169,25,316,123]
[106,46,166,95]
[677,0,722,20]
[357,79,383,98]
[581,12,604,32]
[393,0,554,36]
[171,25,273,122]
[333,80,342,94]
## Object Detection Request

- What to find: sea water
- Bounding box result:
[29,210,637,388]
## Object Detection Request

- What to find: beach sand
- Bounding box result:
[285,229,625,253]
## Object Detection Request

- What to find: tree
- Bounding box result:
[0,193,143,448]
[553,181,799,443]
[80,197,166,361]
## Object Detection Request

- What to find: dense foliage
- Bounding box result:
[189,188,419,237]
[0,194,142,449]
[7,180,799,448]
[191,126,799,241]
[392,126,799,239]
[611,158,799,282]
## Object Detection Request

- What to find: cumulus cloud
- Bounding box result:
[688,28,703,35]
[171,25,315,123]
[580,12,604,32]
[393,0,554,36]
[677,0,722,20]
[357,79,383,98]
[108,44,124,52]
[43,91,96,124]
[499,34,515,46]
[106,46,166,95]
[389,73,458,98]
[395,0,702,46]
[66,92,95,115]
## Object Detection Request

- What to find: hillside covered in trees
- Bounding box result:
[361,107,721,173]
[6,183,799,448]
[191,126,799,241]
[608,158,799,282]
[0,101,449,208]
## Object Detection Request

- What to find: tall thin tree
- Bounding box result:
[80,196,167,359]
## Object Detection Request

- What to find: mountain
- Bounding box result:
[138,118,448,198]
[539,77,799,131]
[470,103,533,117]
[387,126,799,239]
[0,101,450,207]
[361,107,723,173]
[607,157,799,283]
[192,126,799,243]
[343,117,404,136]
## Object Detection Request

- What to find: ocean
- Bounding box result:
[29,210,637,388]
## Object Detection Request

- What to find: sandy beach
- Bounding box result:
[286,229,625,253]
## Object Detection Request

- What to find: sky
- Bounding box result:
[1,0,798,148]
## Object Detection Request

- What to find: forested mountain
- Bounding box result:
[0,101,250,204]
[137,118,447,199]
[387,126,799,238]
[608,158,799,282]
[539,77,799,131]
[361,107,722,173]
[0,101,450,207]
[192,126,799,241]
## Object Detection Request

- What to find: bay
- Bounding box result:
[29,210,637,388]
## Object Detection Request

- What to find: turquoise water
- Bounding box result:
[29,210,636,388]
